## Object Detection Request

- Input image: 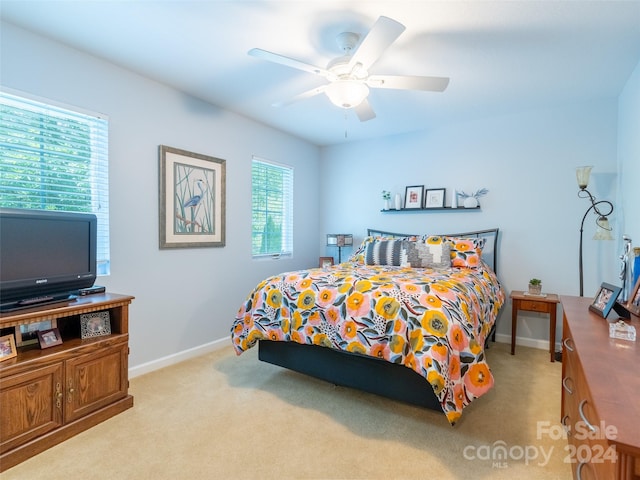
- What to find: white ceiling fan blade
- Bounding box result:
[348,16,405,72]
[354,98,376,122]
[272,84,329,107]
[248,48,334,79]
[367,75,450,92]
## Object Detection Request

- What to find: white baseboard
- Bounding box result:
[129,337,230,378]
[493,333,560,352]
[129,333,558,379]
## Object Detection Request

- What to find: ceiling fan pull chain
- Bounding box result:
[344,111,348,139]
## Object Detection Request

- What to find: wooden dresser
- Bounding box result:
[561,295,640,480]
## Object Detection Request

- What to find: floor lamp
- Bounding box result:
[577,166,614,297]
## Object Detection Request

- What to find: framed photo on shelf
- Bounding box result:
[589,282,622,318]
[627,276,640,317]
[15,320,56,347]
[0,334,17,362]
[404,185,424,209]
[424,188,446,208]
[158,145,226,249]
[80,311,112,339]
[37,328,63,349]
[319,256,334,268]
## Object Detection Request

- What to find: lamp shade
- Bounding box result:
[576,166,593,189]
[325,80,369,109]
[593,217,614,240]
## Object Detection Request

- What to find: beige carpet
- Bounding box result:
[1,342,571,479]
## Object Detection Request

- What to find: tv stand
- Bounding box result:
[0,292,134,472]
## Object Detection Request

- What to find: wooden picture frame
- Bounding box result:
[37,328,63,349]
[159,145,226,249]
[425,188,446,208]
[15,320,56,347]
[319,256,334,268]
[404,185,424,209]
[627,276,640,317]
[589,282,622,318]
[0,334,17,362]
[80,311,112,339]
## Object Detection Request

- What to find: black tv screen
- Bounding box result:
[0,208,97,310]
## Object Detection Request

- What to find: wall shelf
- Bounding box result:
[381,207,481,213]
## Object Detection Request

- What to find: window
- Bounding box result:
[0,90,110,275]
[251,157,293,258]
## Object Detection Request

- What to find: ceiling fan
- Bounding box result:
[248,16,449,122]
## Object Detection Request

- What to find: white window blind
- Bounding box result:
[251,156,293,258]
[0,90,110,275]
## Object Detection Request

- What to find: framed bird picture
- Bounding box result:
[159,145,226,248]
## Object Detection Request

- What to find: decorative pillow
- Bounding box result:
[364,236,451,268]
[365,239,404,266]
[349,235,419,264]
[445,236,485,268]
[400,236,451,268]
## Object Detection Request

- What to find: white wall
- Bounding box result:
[1,22,321,371]
[319,100,620,347]
[618,59,640,243]
[2,20,636,367]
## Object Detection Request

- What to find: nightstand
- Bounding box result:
[510,290,560,362]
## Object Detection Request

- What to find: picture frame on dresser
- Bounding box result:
[627,276,640,317]
[15,320,56,347]
[80,311,112,338]
[0,334,17,362]
[37,327,63,349]
[589,282,622,318]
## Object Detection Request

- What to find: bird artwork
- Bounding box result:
[183,179,205,208]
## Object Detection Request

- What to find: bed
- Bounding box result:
[231,228,505,425]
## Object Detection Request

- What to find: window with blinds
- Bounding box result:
[0,90,110,275]
[251,157,293,258]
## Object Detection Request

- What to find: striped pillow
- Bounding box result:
[365,240,403,266]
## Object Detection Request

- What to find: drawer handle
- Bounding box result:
[576,461,592,480]
[561,415,572,436]
[563,338,574,352]
[562,377,573,395]
[578,399,597,433]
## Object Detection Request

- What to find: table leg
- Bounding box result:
[511,301,518,355]
[549,305,556,362]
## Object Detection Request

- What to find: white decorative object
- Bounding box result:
[384,199,390,210]
[458,188,488,208]
[463,196,478,208]
[451,190,458,209]
[394,193,402,210]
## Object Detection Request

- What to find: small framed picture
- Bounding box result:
[589,282,622,318]
[319,256,334,268]
[37,328,63,349]
[80,311,112,339]
[15,320,56,347]
[0,334,17,362]
[627,276,640,317]
[404,185,424,209]
[425,188,446,208]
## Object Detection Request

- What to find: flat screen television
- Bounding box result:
[0,208,97,312]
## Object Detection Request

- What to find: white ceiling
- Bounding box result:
[2,1,640,146]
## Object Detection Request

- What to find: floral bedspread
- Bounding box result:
[231,261,505,424]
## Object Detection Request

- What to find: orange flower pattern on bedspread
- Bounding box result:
[231,262,505,425]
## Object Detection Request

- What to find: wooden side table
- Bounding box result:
[510,290,560,362]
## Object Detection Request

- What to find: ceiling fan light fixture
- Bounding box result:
[325,80,369,109]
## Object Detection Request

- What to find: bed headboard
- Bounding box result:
[366,228,500,274]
